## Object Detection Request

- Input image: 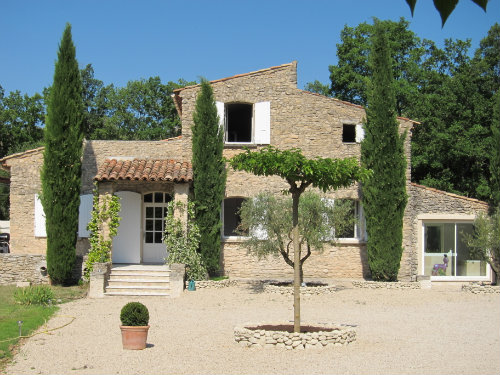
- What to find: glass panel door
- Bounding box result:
[423,222,486,278]
[143,192,172,263]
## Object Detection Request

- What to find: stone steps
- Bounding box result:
[105,264,171,297]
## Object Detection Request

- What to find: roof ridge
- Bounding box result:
[173,62,295,93]
[411,182,488,206]
[0,146,45,164]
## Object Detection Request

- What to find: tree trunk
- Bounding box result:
[292,191,301,333]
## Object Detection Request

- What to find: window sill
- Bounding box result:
[224,143,259,148]
[222,236,249,243]
[335,238,366,245]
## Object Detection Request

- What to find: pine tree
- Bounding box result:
[41,24,84,285]
[361,20,408,281]
[191,81,226,274]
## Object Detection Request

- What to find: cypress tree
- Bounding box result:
[191,81,226,274]
[41,24,84,285]
[361,20,408,281]
[490,91,500,210]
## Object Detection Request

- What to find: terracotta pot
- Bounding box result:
[120,325,150,350]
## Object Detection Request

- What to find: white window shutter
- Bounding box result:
[78,194,93,238]
[355,124,365,143]
[34,194,46,237]
[254,101,271,144]
[216,101,225,129]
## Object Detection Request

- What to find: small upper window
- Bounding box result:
[342,124,356,143]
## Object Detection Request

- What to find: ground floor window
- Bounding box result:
[423,222,487,278]
[223,197,247,238]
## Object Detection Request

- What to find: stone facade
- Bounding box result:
[0,61,490,283]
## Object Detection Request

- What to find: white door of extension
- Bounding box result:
[112,191,141,264]
[142,192,172,264]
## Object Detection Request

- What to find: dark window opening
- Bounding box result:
[342,124,356,143]
[226,103,252,143]
[223,197,247,237]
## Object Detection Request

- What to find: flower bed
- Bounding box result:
[185,279,238,289]
[352,280,421,289]
[461,282,500,294]
[234,323,356,349]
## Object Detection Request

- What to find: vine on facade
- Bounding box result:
[84,184,121,280]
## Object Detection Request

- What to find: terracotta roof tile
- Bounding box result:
[94,159,193,183]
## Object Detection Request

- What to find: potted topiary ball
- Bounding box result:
[120,302,150,350]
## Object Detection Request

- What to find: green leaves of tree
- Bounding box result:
[405,0,488,26]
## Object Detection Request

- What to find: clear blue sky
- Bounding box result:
[1,0,499,96]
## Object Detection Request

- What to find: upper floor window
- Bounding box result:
[216,101,270,145]
[342,123,364,143]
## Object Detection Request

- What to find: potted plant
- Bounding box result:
[120,302,150,350]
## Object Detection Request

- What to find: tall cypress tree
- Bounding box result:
[191,81,226,274]
[361,20,408,281]
[490,91,500,210]
[41,24,84,285]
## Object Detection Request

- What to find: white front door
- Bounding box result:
[112,191,141,264]
[142,192,172,264]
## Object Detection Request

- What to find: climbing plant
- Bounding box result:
[164,200,207,281]
[84,185,121,280]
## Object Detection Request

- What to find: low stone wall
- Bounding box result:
[0,254,48,284]
[352,280,421,289]
[263,283,337,296]
[234,324,356,349]
[462,282,500,294]
[0,253,87,285]
[185,279,238,289]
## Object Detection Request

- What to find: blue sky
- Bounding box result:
[1,0,499,96]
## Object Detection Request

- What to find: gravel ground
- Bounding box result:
[5,282,500,375]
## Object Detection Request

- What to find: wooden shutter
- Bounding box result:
[34,194,46,237]
[254,101,271,144]
[78,194,93,238]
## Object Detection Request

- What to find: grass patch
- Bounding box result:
[0,283,88,370]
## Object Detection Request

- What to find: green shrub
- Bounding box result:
[13,285,55,306]
[120,302,149,326]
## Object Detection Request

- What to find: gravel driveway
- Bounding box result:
[5,282,500,375]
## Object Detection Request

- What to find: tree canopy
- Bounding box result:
[229,146,369,332]
[318,19,499,203]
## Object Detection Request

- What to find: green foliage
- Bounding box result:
[326,19,498,202]
[405,0,489,26]
[191,81,226,274]
[84,186,121,280]
[361,21,408,282]
[464,209,500,277]
[164,201,207,281]
[41,24,84,285]
[229,146,370,194]
[490,92,500,208]
[0,86,44,158]
[13,285,55,306]
[238,192,356,282]
[120,302,149,326]
[0,169,9,220]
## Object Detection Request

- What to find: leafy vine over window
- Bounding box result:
[164,201,207,281]
[84,184,121,280]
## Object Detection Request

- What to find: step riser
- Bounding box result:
[111,271,170,276]
[109,275,170,281]
[106,288,170,295]
[108,281,170,288]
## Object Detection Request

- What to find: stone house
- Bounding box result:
[0,61,491,283]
